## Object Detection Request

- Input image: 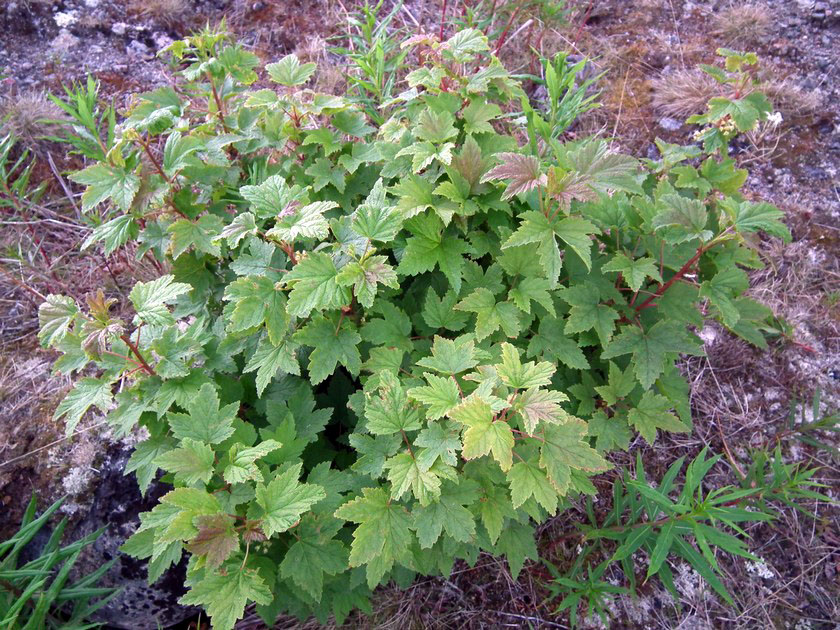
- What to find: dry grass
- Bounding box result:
[650,68,720,119]
[0,90,64,153]
[650,68,820,124]
[711,4,772,47]
[127,0,192,27]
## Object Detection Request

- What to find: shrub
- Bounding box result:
[38,27,789,629]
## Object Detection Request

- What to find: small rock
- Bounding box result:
[152,31,174,51]
[66,446,196,629]
[127,40,150,57]
[657,117,682,132]
[53,10,77,28]
[112,22,128,36]
[84,0,100,6]
[50,29,80,53]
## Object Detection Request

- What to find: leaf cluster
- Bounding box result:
[37,24,790,629]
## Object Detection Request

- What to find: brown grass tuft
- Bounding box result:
[711,4,772,46]
[127,0,192,27]
[651,69,820,124]
[0,90,63,151]
[650,68,721,119]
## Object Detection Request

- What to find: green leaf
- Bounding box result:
[333,109,375,137]
[167,383,238,445]
[187,514,239,571]
[560,282,619,346]
[416,336,479,375]
[155,438,215,486]
[219,212,257,247]
[179,567,272,630]
[364,371,422,435]
[306,157,346,193]
[588,410,631,451]
[303,128,342,156]
[162,131,201,176]
[699,267,749,327]
[266,54,316,86]
[383,452,442,505]
[646,519,676,579]
[69,162,140,212]
[495,342,555,389]
[125,435,176,496]
[515,388,572,434]
[38,295,79,347]
[284,252,351,318]
[451,396,514,471]
[602,253,662,292]
[539,420,609,495]
[495,520,537,579]
[279,518,348,601]
[293,315,361,385]
[129,274,191,326]
[393,174,435,218]
[243,336,300,396]
[335,487,414,587]
[527,317,590,370]
[353,180,403,242]
[396,141,455,173]
[397,212,468,293]
[266,201,337,242]
[602,321,703,389]
[628,391,689,444]
[455,288,522,341]
[82,214,139,255]
[442,28,489,62]
[700,157,747,195]
[224,439,282,484]
[156,487,222,542]
[653,194,713,244]
[414,108,458,143]
[239,175,301,219]
[168,215,224,258]
[503,211,597,285]
[508,458,558,513]
[721,198,790,242]
[256,464,326,537]
[414,422,461,470]
[565,141,643,196]
[412,488,476,548]
[422,288,469,332]
[407,373,461,420]
[594,361,636,406]
[508,276,555,315]
[335,255,399,308]
[462,101,501,135]
[223,274,288,338]
[360,302,412,351]
[53,376,113,435]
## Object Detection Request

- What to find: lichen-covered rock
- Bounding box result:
[69,445,195,629]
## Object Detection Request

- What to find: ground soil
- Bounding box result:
[1,0,838,628]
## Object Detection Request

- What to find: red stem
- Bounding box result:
[493,5,523,54]
[119,334,156,376]
[634,244,707,313]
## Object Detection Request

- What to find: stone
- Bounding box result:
[127,40,151,57]
[657,117,682,132]
[50,29,80,54]
[67,445,196,629]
